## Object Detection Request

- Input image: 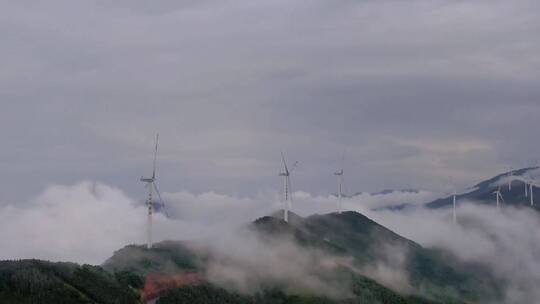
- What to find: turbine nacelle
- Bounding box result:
[140,177,154,183]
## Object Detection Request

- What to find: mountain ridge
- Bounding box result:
[426,167,540,209]
[102,210,498,303]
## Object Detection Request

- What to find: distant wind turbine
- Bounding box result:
[493,185,504,210]
[140,134,167,249]
[522,177,537,206]
[453,190,457,225]
[508,168,513,191]
[530,182,535,207]
[334,151,345,214]
[279,152,298,223]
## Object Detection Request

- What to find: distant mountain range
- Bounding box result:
[348,189,421,197]
[426,167,540,210]
[362,167,540,211]
[370,189,421,196]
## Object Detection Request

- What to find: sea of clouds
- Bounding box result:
[1,180,539,302]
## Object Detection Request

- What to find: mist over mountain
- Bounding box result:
[1,211,459,303]
[4,167,540,303]
[102,210,497,303]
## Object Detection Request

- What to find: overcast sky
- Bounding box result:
[1,0,540,202]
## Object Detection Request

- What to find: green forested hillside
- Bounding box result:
[103,240,204,276]
[157,281,445,304]
[250,212,500,302]
[102,211,500,303]
[0,260,138,304]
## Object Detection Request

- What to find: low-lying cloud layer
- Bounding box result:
[2,181,540,302]
[1,181,433,264]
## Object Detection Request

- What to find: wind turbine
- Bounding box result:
[530,182,534,207]
[493,185,504,210]
[279,152,297,223]
[140,134,166,249]
[508,168,513,191]
[334,151,345,214]
[452,190,457,225]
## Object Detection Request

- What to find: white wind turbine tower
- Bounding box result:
[140,134,166,249]
[508,167,513,190]
[452,190,457,225]
[530,182,534,206]
[526,178,535,207]
[493,185,504,210]
[279,152,297,223]
[528,161,540,206]
[334,152,345,214]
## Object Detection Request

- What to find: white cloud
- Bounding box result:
[2,180,540,302]
[0,181,144,264]
[0,181,435,264]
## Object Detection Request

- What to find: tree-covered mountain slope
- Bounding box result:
[0,259,138,304]
[252,211,500,303]
[156,281,443,304]
[103,211,500,303]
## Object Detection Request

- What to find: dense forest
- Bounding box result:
[157,281,449,304]
[0,260,138,304]
[0,260,454,304]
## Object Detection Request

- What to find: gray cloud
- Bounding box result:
[1,1,540,202]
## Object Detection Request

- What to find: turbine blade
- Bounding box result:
[152,133,159,179]
[281,151,289,174]
[153,182,168,217]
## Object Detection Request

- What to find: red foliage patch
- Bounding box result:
[141,272,203,302]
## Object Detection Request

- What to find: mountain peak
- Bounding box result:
[267,209,304,225]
